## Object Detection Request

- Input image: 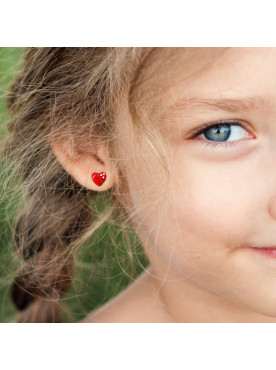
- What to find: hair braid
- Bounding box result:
[0,47,153,322]
[10,170,95,322]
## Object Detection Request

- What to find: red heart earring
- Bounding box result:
[92,172,107,186]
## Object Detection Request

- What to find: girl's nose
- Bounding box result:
[268,195,276,220]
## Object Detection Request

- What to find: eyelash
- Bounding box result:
[190,120,252,150]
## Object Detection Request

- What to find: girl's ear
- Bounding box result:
[51,139,116,192]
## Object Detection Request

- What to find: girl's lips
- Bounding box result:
[249,246,276,257]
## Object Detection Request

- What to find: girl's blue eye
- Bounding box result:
[189,120,254,151]
[194,121,251,143]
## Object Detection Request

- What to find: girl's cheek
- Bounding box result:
[171,160,256,251]
[126,139,262,262]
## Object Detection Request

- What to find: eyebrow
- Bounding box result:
[169,95,273,115]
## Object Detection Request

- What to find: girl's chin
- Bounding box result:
[235,295,276,321]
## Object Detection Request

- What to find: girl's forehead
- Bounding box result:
[123,48,276,145]
[135,48,275,115]
[141,48,268,92]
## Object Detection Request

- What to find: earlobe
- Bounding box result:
[51,139,116,192]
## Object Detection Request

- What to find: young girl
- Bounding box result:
[2,47,276,323]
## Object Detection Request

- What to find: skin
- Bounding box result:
[53,48,276,322]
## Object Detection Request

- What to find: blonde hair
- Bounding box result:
[0,47,174,322]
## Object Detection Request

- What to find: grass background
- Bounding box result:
[0,47,148,323]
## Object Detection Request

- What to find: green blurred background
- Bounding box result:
[0,47,148,323]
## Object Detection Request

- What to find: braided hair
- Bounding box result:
[1,47,152,322]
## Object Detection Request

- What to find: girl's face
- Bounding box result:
[117,48,276,318]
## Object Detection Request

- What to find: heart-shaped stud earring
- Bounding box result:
[92,172,107,186]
